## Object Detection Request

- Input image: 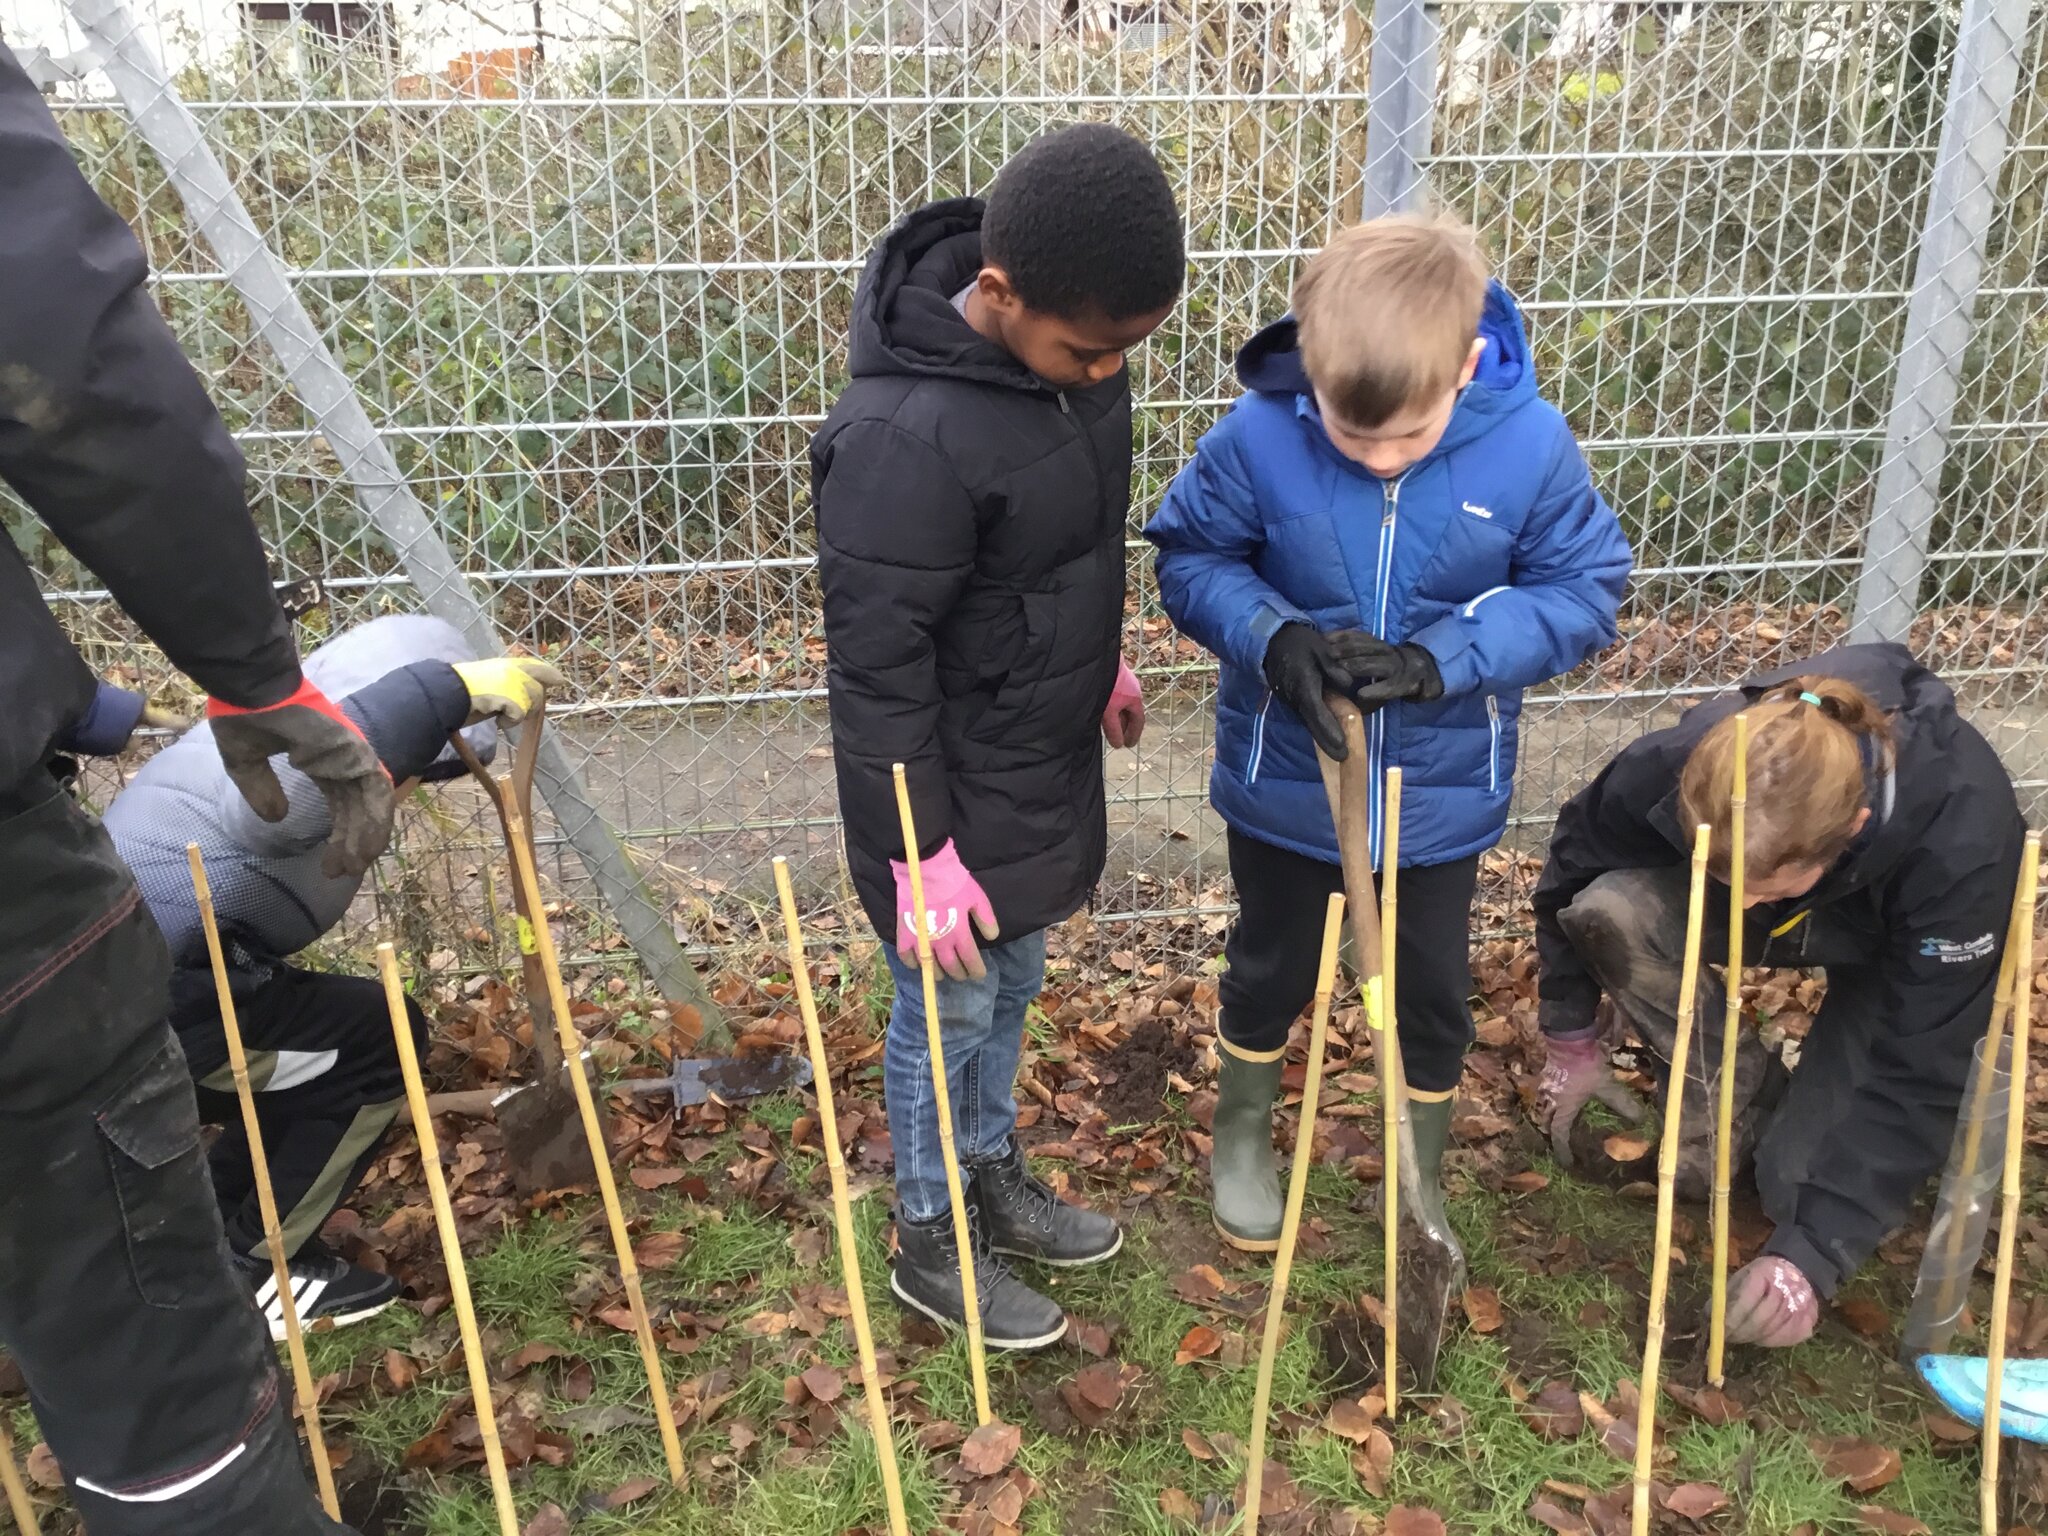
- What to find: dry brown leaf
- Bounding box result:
[1070,1318,1114,1358]
[1855,1508,1931,1536]
[1811,1435,1903,1494]
[1350,1428,1394,1498]
[1175,1325,1223,1366]
[1326,1396,1383,1444]
[1159,1488,1201,1522]
[1663,1381,1744,1426]
[1519,1380,1587,1443]
[1923,1411,1977,1446]
[1503,1170,1552,1194]
[1182,1426,1218,1462]
[1604,1134,1652,1162]
[24,1443,60,1490]
[520,1505,572,1536]
[633,1230,687,1270]
[602,1476,661,1509]
[1528,1496,1593,1536]
[799,1364,844,1404]
[959,1420,1023,1478]
[1461,1286,1504,1334]
[629,1166,694,1190]
[383,1349,417,1391]
[1837,1296,1892,1338]
[1385,1506,1449,1536]
[1662,1482,1729,1519]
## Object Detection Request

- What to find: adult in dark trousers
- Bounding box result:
[92,616,560,1340]
[1534,645,2024,1347]
[0,42,388,1533]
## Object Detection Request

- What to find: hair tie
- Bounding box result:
[1798,691,1825,707]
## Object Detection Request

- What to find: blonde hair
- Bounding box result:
[1292,213,1491,430]
[1680,676,1893,882]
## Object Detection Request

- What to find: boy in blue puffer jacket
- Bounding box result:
[1145,213,1632,1251]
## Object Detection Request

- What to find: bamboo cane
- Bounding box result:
[185,844,340,1520]
[773,858,911,1536]
[1244,892,1346,1536]
[890,764,992,1427]
[497,794,686,1484]
[1708,713,1748,1386]
[1380,768,1404,1420]
[378,944,520,1536]
[1633,825,1712,1536]
[1982,833,2041,1536]
[0,1417,40,1535]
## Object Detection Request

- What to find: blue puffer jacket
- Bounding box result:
[1145,283,1633,869]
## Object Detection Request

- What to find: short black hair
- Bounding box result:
[981,123,1185,322]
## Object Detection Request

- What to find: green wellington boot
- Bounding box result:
[1211,1046,1284,1252]
[1405,1093,1462,1269]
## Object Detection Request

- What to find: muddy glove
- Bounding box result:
[452,656,568,725]
[1724,1255,1819,1347]
[207,679,394,881]
[1102,657,1145,749]
[892,839,1000,981]
[1262,623,1353,759]
[1535,1024,1647,1167]
[1328,631,1443,712]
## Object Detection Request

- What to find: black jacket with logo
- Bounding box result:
[1535,643,2025,1289]
[811,200,1128,939]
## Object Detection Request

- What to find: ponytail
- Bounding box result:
[1680,675,1892,881]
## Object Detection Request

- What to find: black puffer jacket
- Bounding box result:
[812,199,1128,939]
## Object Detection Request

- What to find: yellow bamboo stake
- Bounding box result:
[773,858,911,1536]
[1633,825,1712,1536]
[1244,892,1346,1536]
[1982,833,2041,1536]
[185,845,340,1520]
[378,944,520,1536]
[1380,768,1404,1421]
[498,795,686,1485]
[890,764,991,1427]
[0,1417,41,1535]
[1708,713,1748,1386]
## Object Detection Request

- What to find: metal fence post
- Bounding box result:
[62,0,728,1045]
[1847,0,2029,645]
[1362,0,1440,218]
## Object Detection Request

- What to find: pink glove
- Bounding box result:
[892,839,1000,981]
[1535,1026,1646,1166]
[1102,657,1145,749]
[1723,1255,1819,1347]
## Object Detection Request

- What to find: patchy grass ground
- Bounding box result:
[4,925,2042,1536]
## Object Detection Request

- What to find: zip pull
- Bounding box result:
[1058,391,1071,414]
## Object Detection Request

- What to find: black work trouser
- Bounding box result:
[173,964,424,1260]
[1219,828,1481,1096]
[0,783,349,1534]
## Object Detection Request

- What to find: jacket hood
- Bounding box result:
[1234,279,1539,456]
[846,198,1043,393]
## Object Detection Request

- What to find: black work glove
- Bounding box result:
[207,678,395,880]
[1327,631,1443,712]
[1261,623,1354,759]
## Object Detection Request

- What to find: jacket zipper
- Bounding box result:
[1367,473,1407,866]
[1486,694,1501,793]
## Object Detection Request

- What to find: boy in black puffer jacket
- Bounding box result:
[812,124,1183,1349]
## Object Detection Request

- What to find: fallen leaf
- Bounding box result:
[1663,1381,1744,1426]
[1461,1287,1504,1334]
[1838,1296,1891,1338]
[520,1505,571,1536]
[1856,1508,1931,1536]
[1070,1318,1114,1358]
[1385,1507,1448,1536]
[550,1402,655,1437]
[1518,1380,1587,1443]
[1662,1482,1729,1519]
[1239,1460,1302,1514]
[603,1476,661,1509]
[633,1230,687,1270]
[1182,1427,1218,1461]
[800,1364,844,1403]
[629,1165,694,1190]
[1811,1435,1903,1493]
[383,1349,417,1390]
[1159,1487,1201,1522]
[1504,1170,1552,1194]
[1350,1428,1394,1497]
[25,1443,60,1489]
[1923,1411,1977,1445]
[1604,1134,1652,1162]
[1074,1361,1126,1410]
[503,1341,573,1375]
[1175,1325,1223,1366]
[1528,1495,1593,1535]
[1326,1396,1383,1443]
[959,1420,1023,1477]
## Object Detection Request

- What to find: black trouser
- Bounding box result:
[173,964,424,1260]
[0,784,348,1533]
[1220,829,1480,1096]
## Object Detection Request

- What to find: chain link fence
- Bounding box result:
[8,0,2046,995]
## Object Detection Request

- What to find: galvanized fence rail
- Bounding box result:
[8,0,2044,994]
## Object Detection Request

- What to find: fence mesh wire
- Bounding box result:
[9,0,2046,992]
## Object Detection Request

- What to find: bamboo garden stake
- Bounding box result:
[1633,825,1712,1536]
[498,793,687,1485]
[1380,768,1404,1420]
[773,858,911,1536]
[891,763,992,1427]
[378,944,520,1536]
[186,844,340,1520]
[1708,713,1747,1386]
[0,1416,40,1535]
[1244,892,1346,1536]
[1982,833,2041,1535]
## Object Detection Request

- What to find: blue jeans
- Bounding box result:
[883,929,1047,1223]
